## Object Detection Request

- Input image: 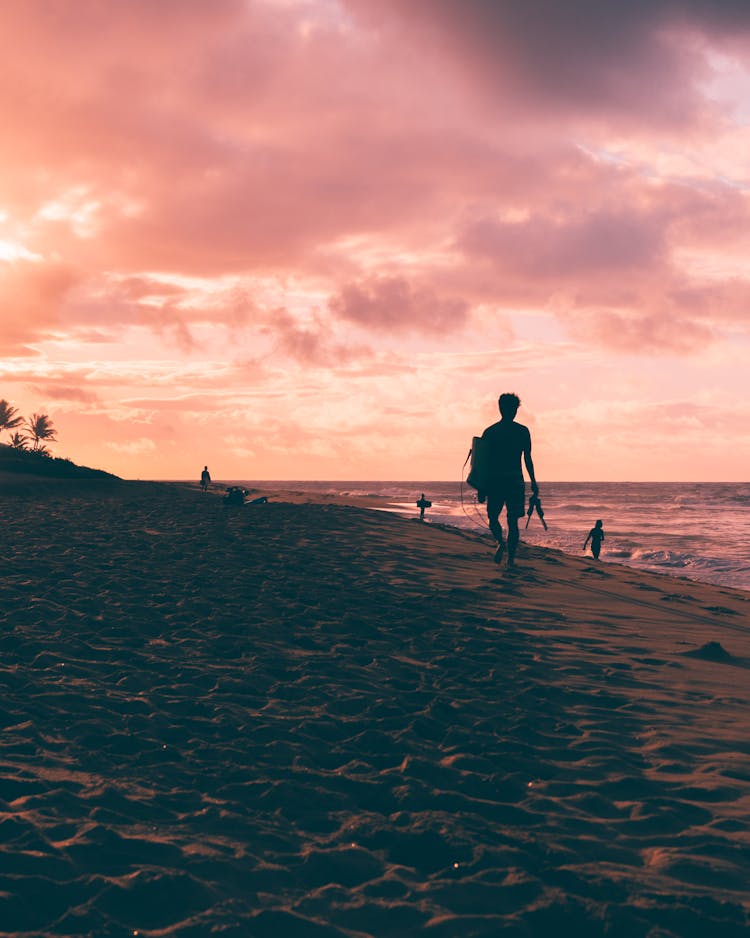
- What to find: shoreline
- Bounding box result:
[204,479,750,596]
[1,479,749,935]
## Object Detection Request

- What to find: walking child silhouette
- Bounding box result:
[584,519,605,559]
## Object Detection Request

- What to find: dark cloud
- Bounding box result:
[346,0,750,124]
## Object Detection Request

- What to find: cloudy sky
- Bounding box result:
[1,0,750,481]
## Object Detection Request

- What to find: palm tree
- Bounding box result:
[8,431,28,450]
[0,399,23,439]
[25,413,57,452]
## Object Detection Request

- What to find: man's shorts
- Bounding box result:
[486,478,526,520]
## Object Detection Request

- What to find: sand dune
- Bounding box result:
[1,480,749,936]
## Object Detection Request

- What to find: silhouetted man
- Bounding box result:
[416,493,431,521]
[480,393,538,566]
[200,465,211,492]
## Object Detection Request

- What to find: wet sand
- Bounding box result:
[1,478,749,936]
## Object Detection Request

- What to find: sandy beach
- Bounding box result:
[1,477,749,937]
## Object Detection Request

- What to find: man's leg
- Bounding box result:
[505,480,526,567]
[486,494,506,563]
[507,514,520,566]
[486,494,504,543]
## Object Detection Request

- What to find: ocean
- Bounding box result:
[236,480,750,592]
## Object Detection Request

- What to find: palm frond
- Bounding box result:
[0,399,23,435]
[25,412,58,450]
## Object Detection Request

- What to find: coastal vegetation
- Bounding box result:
[0,400,57,454]
[0,397,118,481]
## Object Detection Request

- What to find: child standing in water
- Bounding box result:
[584,519,605,559]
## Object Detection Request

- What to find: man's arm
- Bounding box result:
[522,429,538,494]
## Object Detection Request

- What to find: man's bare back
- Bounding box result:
[481,419,531,480]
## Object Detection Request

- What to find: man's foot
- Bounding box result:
[494,542,505,564]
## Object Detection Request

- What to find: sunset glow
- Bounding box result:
[2,0,750,480]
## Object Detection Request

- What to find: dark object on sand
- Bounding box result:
[248,496,268,505]
[224,486,249,506]
[684,641,734,663]
[526,492,547,530]
[416,493,432,521]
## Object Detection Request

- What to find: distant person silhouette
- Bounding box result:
[416,493,431,521]
[480,393,539,567]
[200,465,211,493]
[584,519,605,559]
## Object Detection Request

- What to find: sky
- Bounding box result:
[1,0,750,482]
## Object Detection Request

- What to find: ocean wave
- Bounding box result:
[552,503,613,512]
[629,548,696,568]
[340,490,385,498]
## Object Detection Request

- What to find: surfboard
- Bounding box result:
[466,435,492,493]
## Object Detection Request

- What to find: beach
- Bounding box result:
[1,478,749,937]
[231,480,750,592]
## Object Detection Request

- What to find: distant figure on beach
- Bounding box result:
[478,393,539,567]
[584,520,605,559]
[416,493,431,521]
[200,466,211,492]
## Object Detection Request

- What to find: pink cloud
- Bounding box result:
[457,210,665,280]
[329,276,469,332]
[0,259,82,351]
[260,307,374,367]
[29,383,100,404]
[1,1,750,483]
[565,307,715,354]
